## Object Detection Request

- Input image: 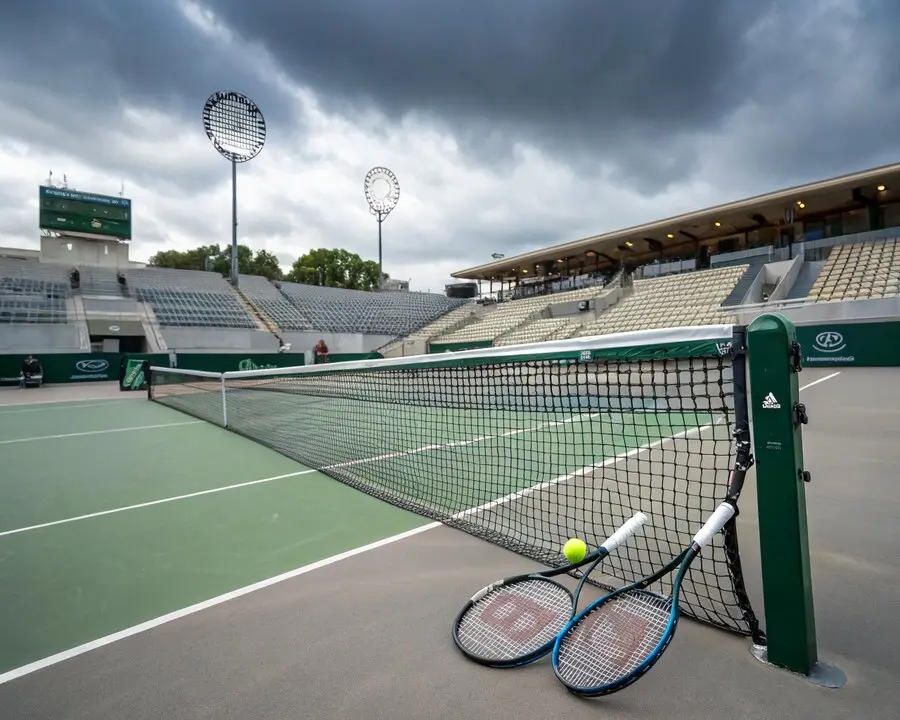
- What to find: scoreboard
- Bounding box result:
[39,185,132,240]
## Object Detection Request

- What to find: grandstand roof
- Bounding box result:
[451,161,900,281]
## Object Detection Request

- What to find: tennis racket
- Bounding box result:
[452,511,649,669]
[551,501,737,696]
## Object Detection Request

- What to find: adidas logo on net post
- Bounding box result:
[762,392,781,409]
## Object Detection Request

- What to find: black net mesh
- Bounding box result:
[149,329,761,639]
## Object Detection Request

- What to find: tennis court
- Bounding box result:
[0,366,898,720]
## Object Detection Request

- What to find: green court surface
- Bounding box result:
[0,397,427,675]
[0,389,718,678]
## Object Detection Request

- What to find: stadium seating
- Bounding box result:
[807,238,900,302]
[277,281,469,335]
[493,317,579,346]
[433,285,605,344]
[126,267,256,328]
[572,265,747,336]
[76,267,127,297]
[395,301,479,341]
[0,257,70,324]
[236,274,314,331]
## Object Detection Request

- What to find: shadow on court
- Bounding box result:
[1,370,898,720]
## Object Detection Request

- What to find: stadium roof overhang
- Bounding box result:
[451,161,900,282]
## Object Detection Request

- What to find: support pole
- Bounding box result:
[231,159,238,287]
[746,312,845,688]
[377,212,383,291]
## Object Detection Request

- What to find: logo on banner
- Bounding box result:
[812,331,846,353]
[237,358,278,371]
[75,359,109,373]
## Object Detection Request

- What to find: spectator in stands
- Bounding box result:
[314,339,329,364]
[19,354,43,388]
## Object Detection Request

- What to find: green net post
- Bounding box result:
[746,313,844,687]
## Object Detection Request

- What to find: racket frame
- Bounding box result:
[551,501,737,696]
[451,512,648,668]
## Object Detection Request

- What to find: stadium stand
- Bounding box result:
[277,281,469,335]
[76,266,127,297]
[125,267,256,328]
[396,301,479,341]
[719,257,769,307]
[433,285,606,345]
[807,238,900,301]
[573,265,747,336]
[493,317,578,346]
[237,274,314,331]
[0,256,70,324]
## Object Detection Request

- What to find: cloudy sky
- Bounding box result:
[1,0,899,292]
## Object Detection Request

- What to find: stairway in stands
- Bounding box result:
[232,282,284,344]
[785,261,825,300]
[720,258,767,307]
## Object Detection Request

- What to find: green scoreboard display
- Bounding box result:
[39,185,132,239]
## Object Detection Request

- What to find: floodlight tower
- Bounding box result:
[202,91,267,287]
[363,167,400,290]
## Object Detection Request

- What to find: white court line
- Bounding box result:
[0,370,840,684]
[798,371,840,390]
[0,523,441,686]
[0,420,203,446]
[0,398,139,415]
[0,469,318,538]
[0,413,600,537]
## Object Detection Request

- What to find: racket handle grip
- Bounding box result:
[600,511,649,552]
[693,502,736,549]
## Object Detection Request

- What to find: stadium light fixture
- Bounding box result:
[364,167,400,291]
[202,91,267,287]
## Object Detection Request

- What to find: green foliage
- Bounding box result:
[286,248,388,291]
[147,244,387,291]
[147,244,284,280]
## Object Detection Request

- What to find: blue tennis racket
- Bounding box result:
[452,512,648,669]
[551,501,737,696]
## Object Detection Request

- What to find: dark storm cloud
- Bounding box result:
[202,0,772,182]
[0,0,293,146]
[201,0,900,191]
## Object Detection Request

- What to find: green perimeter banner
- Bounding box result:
[795,320,900,367]
[321,352,382,363]
[173,353,305,374]
[0,353,119,386]
[0,352,308,387]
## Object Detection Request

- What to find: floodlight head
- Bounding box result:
[364,166,400,217]
[202,91,267,163]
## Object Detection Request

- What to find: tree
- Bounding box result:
[148,244,284,280]
[286,248,385,291]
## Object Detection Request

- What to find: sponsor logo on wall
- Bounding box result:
[237,358,279,371]
[72,358,111,380]
[805,330,855,364]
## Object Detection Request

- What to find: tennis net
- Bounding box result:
[149,324,762,641]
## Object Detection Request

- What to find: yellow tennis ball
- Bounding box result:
[563,538,587,563]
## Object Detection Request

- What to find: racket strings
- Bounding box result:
[456,579,573,662]
[555,590,672,690]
